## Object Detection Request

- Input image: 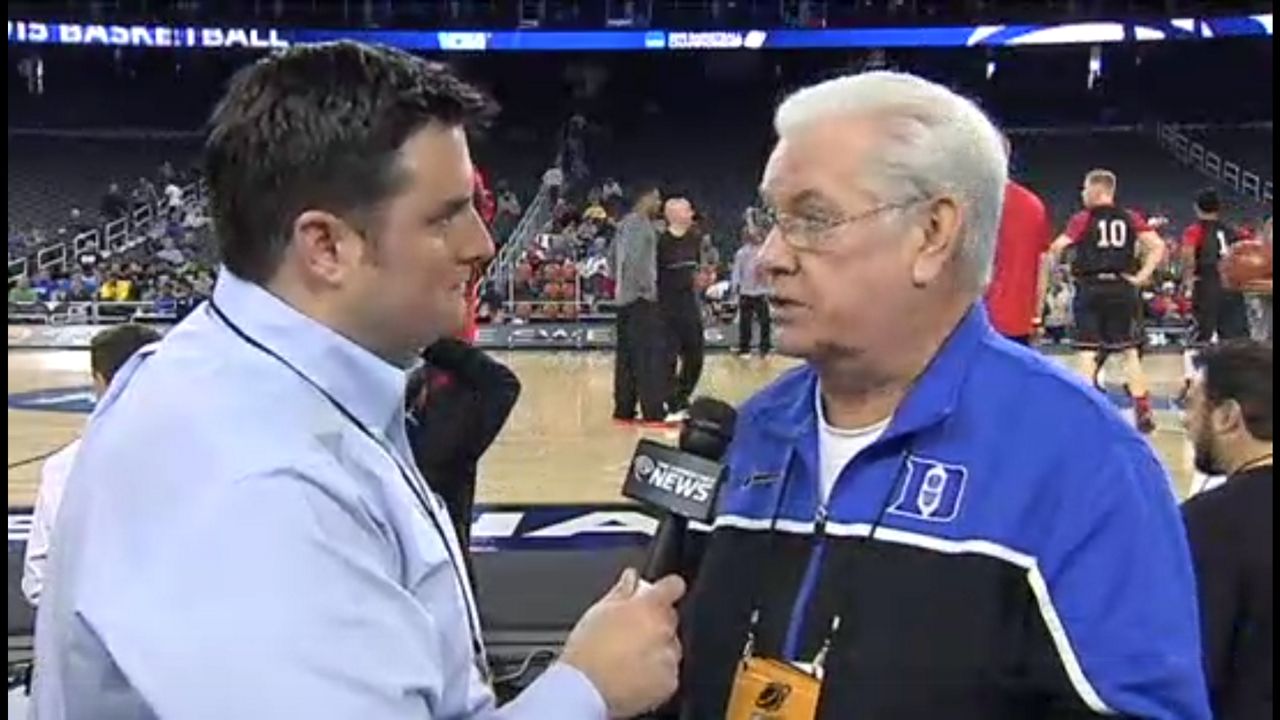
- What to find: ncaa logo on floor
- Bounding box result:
[8,386,96,414]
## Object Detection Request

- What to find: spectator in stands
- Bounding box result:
[163,179,184,221]
[496,182,521,218]
[494,181,522,242]
[583,188,608,223]
[98,272,133,302]
[151,281,177,315]
[61,207,92,242]
[542,162,565,202]
[9,228,29,259]
[100,182,129,221]
[132,177,158,211]
[1043,269,1075,345]
[76,240,100,274]
[155,236,186,266]
[21,323,163,607]
[1247,215,1272,342]
[66,276,93,302]
[602,177,623,203]
[8,276,38,303]
[74,267,100,295]
[51,272,71,302]
[30,270,57,301]
[190,270,214,298]
[158,160,176,186]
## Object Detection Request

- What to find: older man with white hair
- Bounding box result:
[674,72,1209,718]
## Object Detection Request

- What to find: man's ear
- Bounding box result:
[289,210,365,287]
[910,196,964,287]
[1212,399,1246,435]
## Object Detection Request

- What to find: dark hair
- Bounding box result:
[90,323,163,384]
[628,182,661,210]
[1195,188,1222,214]
[204,41,494,284]
[1196,340,1273,441]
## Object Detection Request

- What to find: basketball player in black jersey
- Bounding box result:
[656,196,705,420]
[1181,189,1250,346]
[1046,169,1166,434]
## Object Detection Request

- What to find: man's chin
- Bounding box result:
[1193,450,1224,478]
[771,330,808,359]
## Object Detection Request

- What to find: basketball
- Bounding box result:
[1219,240,1272,290]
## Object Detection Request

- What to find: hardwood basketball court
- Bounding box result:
[9,348,1197,509]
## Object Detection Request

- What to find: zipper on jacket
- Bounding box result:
[781,502,828,661]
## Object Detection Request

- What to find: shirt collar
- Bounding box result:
[755,302,992,443]
[211,269,408,437]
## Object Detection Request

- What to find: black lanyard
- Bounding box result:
[207,300,490,683]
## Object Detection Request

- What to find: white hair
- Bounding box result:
[774,71,1008,289]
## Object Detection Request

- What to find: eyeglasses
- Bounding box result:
[757,197,929,251]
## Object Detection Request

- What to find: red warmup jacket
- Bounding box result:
[984,180,1052,338]
[459,167,496,344]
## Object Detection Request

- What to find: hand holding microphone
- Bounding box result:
[560,569,686,719]
[557,397,735,718]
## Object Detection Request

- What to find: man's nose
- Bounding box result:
[462,208,496,267]
[757,225,793,277]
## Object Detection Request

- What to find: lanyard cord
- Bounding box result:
[206,301,490,681]
[746,436,914,656]
[1231,452,1274,477]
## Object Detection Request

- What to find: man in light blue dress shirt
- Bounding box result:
[34,42,684,719]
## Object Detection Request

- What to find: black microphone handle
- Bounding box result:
[642,514,688,582]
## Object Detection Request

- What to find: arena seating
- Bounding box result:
[1011,129,1269,229]
[1182,126,1274,186]
[7,136,200,233]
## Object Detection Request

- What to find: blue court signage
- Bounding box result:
[7,15,1272,52]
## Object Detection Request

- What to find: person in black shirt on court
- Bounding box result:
[656,196,706,420]
[1181,339,1272,720]
[1180,189,1249,344]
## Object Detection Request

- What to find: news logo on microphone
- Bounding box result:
[623,439,723,523]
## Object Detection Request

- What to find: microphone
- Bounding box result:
[622,397,737,581]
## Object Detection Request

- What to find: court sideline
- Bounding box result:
[9,348,1196,509]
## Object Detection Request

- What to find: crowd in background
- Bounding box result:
[8,160,218,320]
[485,175,733,324]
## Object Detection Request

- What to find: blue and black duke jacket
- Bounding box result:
[678,304,1211,719]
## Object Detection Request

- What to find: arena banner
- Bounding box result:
[8,322,1186,351]
[7,15,1272,52]
[8,504,659,552]
[7,323,171,349]
[475,322,734,350]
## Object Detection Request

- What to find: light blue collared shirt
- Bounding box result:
[33,270,606,720]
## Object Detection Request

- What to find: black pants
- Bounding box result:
[614,299,667,421]
[661,296,705,412]
[738,295,772,354]
[1072,279,1143,350]
[1192,278,1249,346]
